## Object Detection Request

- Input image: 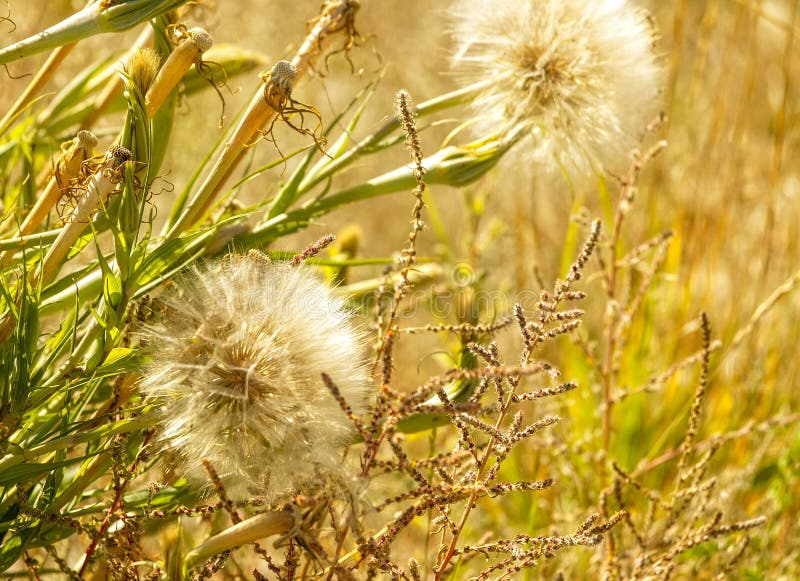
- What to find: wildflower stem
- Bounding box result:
[165,0,358,238]
[432,387,522,578]
[240,134,518,248]
[0,146,129,345]
[0,169,113,344]
[166,86,271,234]
[0,131,97,268]
[630,413,800,479]
[0,43,76,136]
[77,431,153,577]
[0,0,189,66]
[297,79,492,193]
[37,164,116,287]
[0,228,60,252]
[184,510,294,570]
[145,28,212,117]
[373,90,427,373]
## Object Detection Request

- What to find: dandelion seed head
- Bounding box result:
[139,252,371,500]
[450,0,662,173]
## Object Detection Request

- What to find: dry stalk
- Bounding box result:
[0,43,76,135]
[601,139,668,483]
[723,265,800,362]
[373,89,426,372]
[0,145,132,345]
[145,26,213,117]
[432,221,601,579]
[184,511,295,569]
[675,312,712,485]
[37,144,132,287]
[76,431,153,577]
[0,130,98,266]
[167,0,360,237]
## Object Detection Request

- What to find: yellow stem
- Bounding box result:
[166,0,358,238]
[37,170,116,288]
[145,28,212,117]
[0,43,76,135]
[184,510,293,569]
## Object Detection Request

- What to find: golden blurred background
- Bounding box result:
[1,0,798,576]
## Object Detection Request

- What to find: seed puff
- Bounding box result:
[450,0,662,173]
[139,251,371,500]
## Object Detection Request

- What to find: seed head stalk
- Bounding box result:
[0,43,76,137]
[165,0,360,238]
[1,26,155,261]
[0,28,187,345]
[0,0,189,66]
[183,511,294,569]
[36,149,130,287]
[0,146,130,345]
[1,23,196,280]
[145,27,213,116]
[0,130,97,268]
[80,26,153,130]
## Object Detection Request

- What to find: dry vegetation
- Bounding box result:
[0,0,798,579]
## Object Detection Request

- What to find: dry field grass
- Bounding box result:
[0,0,798,579]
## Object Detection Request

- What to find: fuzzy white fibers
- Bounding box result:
[450,0,662,173]
[139,252,370,500]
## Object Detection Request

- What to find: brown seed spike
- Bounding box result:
[107,144,133,164]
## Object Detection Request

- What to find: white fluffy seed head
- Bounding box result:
[450,0,662,174]
[139,252,371,500]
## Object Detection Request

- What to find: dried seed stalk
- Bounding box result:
[0,130,97,267]
[167,0,360,237]
[145,26,213,117]
[37,144,132,287]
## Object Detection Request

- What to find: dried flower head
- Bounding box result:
[125,47,161,96]
[186,27,213,53]
[139,252,371,500]
[450,0,662,173]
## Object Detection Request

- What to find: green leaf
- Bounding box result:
[38,54,118,131]
[0,0,191,66]
[0,456,87,487]
[95,347,143,377]
[133,222,235,291]
[96,246,122,313]
[0,526,28,572]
